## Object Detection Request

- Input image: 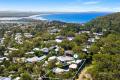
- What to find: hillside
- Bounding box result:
[85,12,120,33]
[81,12,120,80]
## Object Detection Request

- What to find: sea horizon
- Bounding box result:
[0,12,112,23]
[34,12,112,23]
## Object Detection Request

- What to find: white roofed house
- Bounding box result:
[25,51,35,55]
[98,32,103,36]
[41,47,49,55]
[26,55,46,63]
[67,60,82,65]
[7,47,19,53]
[0,38,5,44]
[69,64,77,69]
[15,33,23,44]
[82,47,90,54]
[49,29,61,34]
[0,77,11,80]
[79,31,90,34]
[88,38,95,43]
[33,48,40,51]
[48,56,57,61]
[82,48,88,52]
[57,56,74,62]
[0,57,9,63]
[4,51,9,56]
[24,33,33,38]
[86,45,91,49]
[55,36,65,43]
[13,77,20,80]
[8,47,19,51]
[52,67,69,74]
[95,35,100,40]
[94,32,103,40]
[67,36,74,41]
[68,60,82,69]
[94,32,103,36]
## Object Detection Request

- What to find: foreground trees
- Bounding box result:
[20,72,32,80]
[88,54,120,80]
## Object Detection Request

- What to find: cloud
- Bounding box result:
[113,7,120,11]
[83,1,100,5]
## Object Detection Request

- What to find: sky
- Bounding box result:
[0,0,120,12]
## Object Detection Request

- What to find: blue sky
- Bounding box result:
[0,0,120,12]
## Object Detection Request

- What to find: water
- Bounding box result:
[0,12,111,23]
[37,12,111,23]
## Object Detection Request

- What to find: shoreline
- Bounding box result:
[0,13,51,21]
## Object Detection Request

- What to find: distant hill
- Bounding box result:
[86,12,120,32]
[0,11,40,17]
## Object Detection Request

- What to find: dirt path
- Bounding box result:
[76,66,93,80]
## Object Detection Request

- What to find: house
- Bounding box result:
[55,39,62,43]
[55,36,65,43]
[4,53,9,56]
[15,33,23,44]
[55,46,60,52]
[41,48,49,54]
[93,32,103,36]
[65,50,73,57]
[57,56,74,62]
[33,48,40,51]
[7,47,19,54]
[24,33,33,38]
[13,77,20,80]
[69,64,77,69]
[49,29,60,34]
[0,57,9,62]
[49,45,60,52]
[88,38,95,43]
[26,55,46,63]
[25,51,35,55]
[86,45,91,49]
[95,35,100,40]
[82,48,88,52]
[0,38,5,44]
[8,47,19,51]
[98,32,103,36]
[49,46,56,50]
[5,31,12,37]
[67,37,74,41]
[67,60,82,65]
[42,61,48,67]
[79,31,90,34]
[48,56,57,61]
[0,77,11,80]
[52,67,69,74]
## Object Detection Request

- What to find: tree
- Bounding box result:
[0,45,5,56]
[73,46,82,53]
[88,54,120,80]
[89,44,100,54]
[60,40,76,50]
[74,34,88,46]
[20,72,32,80]
[59,48,65,55]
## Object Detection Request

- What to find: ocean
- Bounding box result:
[0,12,111,23]
[36,12,111,23]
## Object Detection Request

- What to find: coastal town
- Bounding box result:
[0,0,120,80]
[0,20,105,80]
